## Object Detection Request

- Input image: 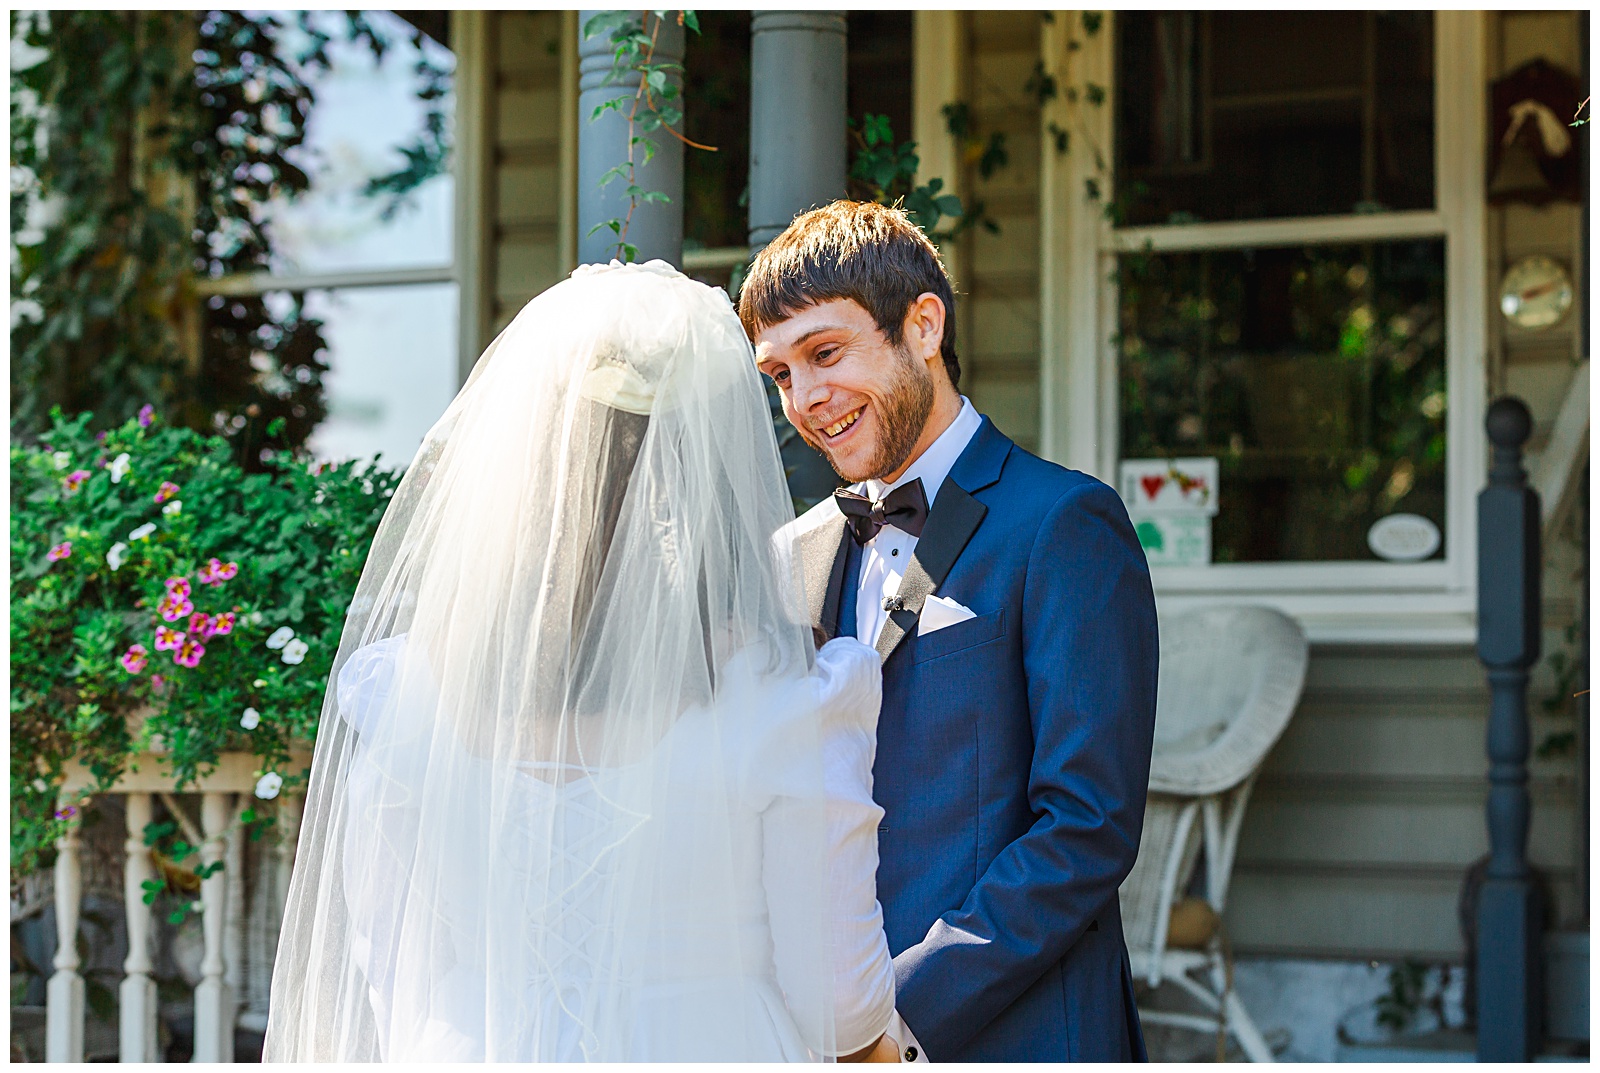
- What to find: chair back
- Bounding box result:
[1119,606,1309,965]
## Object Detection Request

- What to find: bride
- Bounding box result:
[264,261,898,1061]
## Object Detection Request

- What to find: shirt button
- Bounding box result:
[891,548,899,556]
[906,1046,919,1061]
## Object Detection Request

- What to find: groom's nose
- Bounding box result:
[790,368,831,417]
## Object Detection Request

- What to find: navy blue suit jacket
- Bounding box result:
[782,417,1158,1061]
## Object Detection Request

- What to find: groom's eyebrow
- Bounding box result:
[790,325,845,346]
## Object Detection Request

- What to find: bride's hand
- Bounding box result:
[840,1033,900,1062]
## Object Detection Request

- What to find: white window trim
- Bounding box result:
[1041,11,1487,645]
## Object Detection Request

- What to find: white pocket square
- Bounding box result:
[918,593,977,636]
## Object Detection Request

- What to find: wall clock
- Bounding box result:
[1499,254,1574,330]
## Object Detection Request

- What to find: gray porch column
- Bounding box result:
[577,11,684,266]
[747,12,847,249]
[749,12,848,504]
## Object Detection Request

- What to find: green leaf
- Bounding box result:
[646,69,667,93]
[582,10,632,41]
[681,10,700,34]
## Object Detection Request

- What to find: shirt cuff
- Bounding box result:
[883,1010,928,1063]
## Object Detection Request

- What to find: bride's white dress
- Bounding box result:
[337,633,895,1062]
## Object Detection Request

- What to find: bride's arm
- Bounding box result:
[759,639,897,1059]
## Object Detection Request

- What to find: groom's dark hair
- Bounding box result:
[738,200,961,390]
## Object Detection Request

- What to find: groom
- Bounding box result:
[744,201,1159,1062]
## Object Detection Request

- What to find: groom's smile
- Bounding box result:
[754,296,954,484]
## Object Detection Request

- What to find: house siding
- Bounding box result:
[490,11,569,335]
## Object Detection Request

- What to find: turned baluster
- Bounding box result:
[45,806,85,1062]
[192,792,236,1062]
[120,793,160,1062]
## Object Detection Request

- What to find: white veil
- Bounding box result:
[265,262,838,1061]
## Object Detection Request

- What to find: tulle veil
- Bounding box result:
[264,261,838,1060]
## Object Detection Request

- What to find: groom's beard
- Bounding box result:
[816,344,936,484]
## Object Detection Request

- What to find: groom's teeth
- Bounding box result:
[823,409,862,437]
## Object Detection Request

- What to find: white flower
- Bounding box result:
[129,522,157,541]
[281,638,309,665]
[51,451,70,469]
[265,626,295,650]
[162,499,182,516]
[252,678,267,688]
[32,778,47,793]
[248,611,264,625]
[239,707,261,730]
[254,772,283,800]
[106,542,129,571]
[108,453,132,483]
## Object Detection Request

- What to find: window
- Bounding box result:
[1051,11,1487,639]
[198,11,458,468]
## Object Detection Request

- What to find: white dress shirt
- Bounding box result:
[852,397,982,647]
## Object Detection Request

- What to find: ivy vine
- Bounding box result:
[583,10,713,262]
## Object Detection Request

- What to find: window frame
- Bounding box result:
[1041,10,1487,643]
[194,10,483,388]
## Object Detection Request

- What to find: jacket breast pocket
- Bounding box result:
[913,607,1006,664]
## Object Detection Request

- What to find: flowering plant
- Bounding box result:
[10,408,401,871]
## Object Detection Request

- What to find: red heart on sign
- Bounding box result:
[1140,475,1167,501]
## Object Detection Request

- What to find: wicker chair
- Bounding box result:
[1119,606,1309,1062]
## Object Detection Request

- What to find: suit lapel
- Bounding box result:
[796,510,851,636]
[874,479,988,663]
[873,417,1014,665]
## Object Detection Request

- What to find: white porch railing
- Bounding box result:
[45,752,307,1063]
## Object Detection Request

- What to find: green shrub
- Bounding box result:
[10,407,400,872]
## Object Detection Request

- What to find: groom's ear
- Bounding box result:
[904,292,949,376]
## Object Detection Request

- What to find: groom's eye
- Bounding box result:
[815,347,838,363]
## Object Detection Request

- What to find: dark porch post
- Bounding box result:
[1475,396,1544,1061]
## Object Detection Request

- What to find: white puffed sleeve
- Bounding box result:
[759,637,896,1057]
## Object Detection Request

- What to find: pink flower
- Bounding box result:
[138,404,155,428]
[210,611,236,636]
[197,558,239,586]
[47,542,72,562]
[150,674,167,694]
[62,469,90,494]
[165,576,191,598]
[154,481,179,504]
[188,612,215,640]
[119,644,149,674]
[157,592,194,623]
[153,626,185,652]
[174,637,206,668]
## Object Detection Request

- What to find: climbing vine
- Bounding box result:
[583,10,711,262]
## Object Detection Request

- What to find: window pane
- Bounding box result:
[295,283,459,466]
[265,11,454,274]
[1117,240,1447,563]
[1115,12,1434,225]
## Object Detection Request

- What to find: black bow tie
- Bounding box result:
[834,479,929,545]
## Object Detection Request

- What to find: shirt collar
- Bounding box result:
[859,397,982,512]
